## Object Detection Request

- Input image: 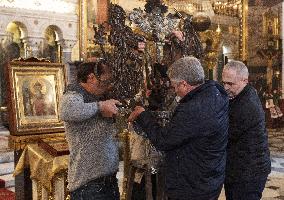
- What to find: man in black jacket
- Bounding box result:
[128,56,229,200]
[222,60,271,200]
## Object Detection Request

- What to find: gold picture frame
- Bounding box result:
[7,59,66,135]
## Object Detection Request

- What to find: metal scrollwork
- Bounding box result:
[105,3,145,102]
[181,16,203,59]
[93,1,205,110]
[93,23,108,58]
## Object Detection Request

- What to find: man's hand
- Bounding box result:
[99,99,121,118]
[128,106,145,122]
[172,30,185,41]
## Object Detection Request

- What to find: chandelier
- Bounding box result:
[212,0,242,17]
[164,0,215,18]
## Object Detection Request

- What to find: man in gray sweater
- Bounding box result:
[60,61,121,200]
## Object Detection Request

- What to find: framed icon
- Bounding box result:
[6,58,66,135]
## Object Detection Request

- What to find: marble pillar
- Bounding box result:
[58,39,77,83]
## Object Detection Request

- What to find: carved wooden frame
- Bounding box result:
[6,59,66,135]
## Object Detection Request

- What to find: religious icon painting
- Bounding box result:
[6,58,66,135]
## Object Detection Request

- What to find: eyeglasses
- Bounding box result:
[222,81,236,86]
[222,78,246,86]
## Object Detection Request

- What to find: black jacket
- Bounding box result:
[226,84,271,183]
[136,80,229,199]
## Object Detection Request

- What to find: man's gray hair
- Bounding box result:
[168,56,205,85]
[224,60,249,79]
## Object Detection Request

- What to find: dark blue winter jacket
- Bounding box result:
[136,80,229,200]
[225,84,271,183]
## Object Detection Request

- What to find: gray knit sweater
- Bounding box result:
[59,83,119,192]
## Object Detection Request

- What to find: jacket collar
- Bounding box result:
[65,82,103,103]
[229,84,250,104]
[179,80,226,103]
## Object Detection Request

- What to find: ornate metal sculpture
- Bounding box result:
[93,23,108,59]
[93,1,204,109]
[129,3,179,62]
[92,2,208,199]
[95,4,145,103]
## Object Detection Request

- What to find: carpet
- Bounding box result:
[0,188,15,200]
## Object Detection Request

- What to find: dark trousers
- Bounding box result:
[168,195,219,200]
[224,177,267,200]
[168,186,222,200]
[70,174,119,200]
[131,174,157,200]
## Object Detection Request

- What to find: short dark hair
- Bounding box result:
[77,60,109,83]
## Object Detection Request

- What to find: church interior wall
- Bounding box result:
[0,0,283,106]
[0,2,78,59]
[0,1,78,122]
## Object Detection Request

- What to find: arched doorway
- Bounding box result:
[5,21,28,59]
[43,25,63,62]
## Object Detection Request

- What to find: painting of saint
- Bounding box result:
[7,61,65,135]
[21,77,56,118]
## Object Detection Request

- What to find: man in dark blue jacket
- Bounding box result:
[128,56,229,200]
[222,60,271,200]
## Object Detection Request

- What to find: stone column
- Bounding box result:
[23,37,45,58]
[58,39,76,63]
[58,39,77,84]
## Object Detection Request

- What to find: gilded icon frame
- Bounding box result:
[7,60,66,135]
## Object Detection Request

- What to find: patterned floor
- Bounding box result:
[219,128,284,200]
[1,126,284,199]
[116,155,284,200]
[117,128,284,200]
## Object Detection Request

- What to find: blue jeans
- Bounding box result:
[224,177,268,200]
[70,174,120,200]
